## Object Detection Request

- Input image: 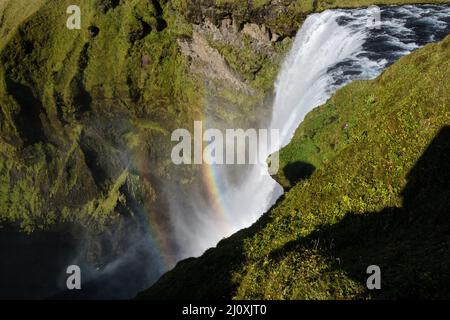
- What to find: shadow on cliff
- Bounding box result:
[5,78,46,146]
[139,125,450,299]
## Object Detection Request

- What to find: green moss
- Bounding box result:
[0,0,202,233]
[139,34,450,300]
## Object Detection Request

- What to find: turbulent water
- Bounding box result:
[167,4,450,262]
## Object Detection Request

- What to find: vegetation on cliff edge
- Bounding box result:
[139,34,450,300]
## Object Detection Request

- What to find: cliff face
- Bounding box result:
[0,0,203,267]
[0,0,297,276]
[0,0,296,235]
[173,0,315,38]
[138,34,450,300]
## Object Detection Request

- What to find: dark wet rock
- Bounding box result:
[97,0,121,14]
[88,26,100,38]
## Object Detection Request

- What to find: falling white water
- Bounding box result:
[272,11,367,147]
[166,5,450,261]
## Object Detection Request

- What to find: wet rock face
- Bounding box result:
[177,0,311,38]
[97,0,121,14]
[178,30,253,94]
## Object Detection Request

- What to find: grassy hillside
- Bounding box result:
[139,34,450,300]
[0,0,47,48]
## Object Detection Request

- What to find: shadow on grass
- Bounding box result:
[269,125,450,299]
[140,125,450,300]
[283,161,316,187]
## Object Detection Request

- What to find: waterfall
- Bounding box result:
[271,10,368,147]
[4,3,450,300]
[167,4,450,262]
[59,3,450,298]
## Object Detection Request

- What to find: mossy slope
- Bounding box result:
[139,34,450,300]
[0,0,201,263]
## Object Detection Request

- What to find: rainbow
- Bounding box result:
[200,162,234,237]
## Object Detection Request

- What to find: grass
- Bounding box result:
[139,34,450,300]
[237,35,450,299]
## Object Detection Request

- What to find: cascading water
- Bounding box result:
[166,4,450,263]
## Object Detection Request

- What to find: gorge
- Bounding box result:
[0,0,450,300]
